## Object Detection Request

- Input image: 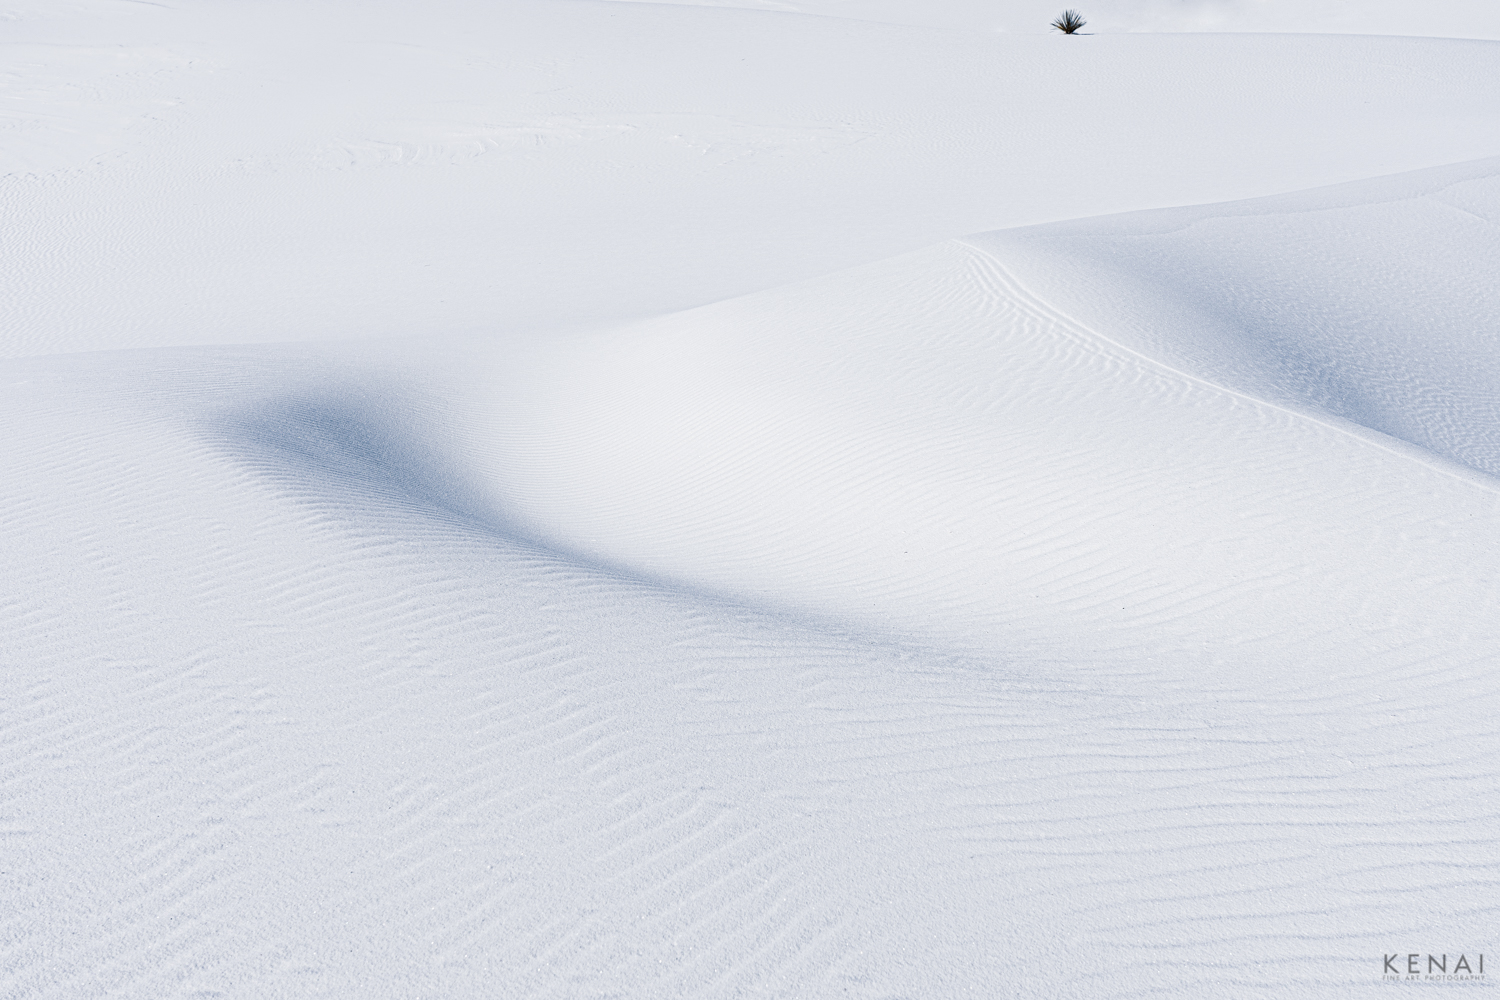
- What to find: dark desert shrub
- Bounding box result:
[1052,9,1086,33]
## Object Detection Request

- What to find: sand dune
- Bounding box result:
[4,1,1499,997]
[446,177,1500,662]
[6,2,1500,356]
[986,158,1500,478]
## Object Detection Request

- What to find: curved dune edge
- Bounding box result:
[979,155,1500,480]
[433,172,1500,667]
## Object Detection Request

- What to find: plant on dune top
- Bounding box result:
[1051,9,1086,34]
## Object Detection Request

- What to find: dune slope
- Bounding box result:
[4,302,1498,998]
[457,173,1500,662]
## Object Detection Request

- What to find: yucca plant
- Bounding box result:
[1051,9,1086,33]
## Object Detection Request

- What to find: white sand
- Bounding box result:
[4,2,1499,996]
